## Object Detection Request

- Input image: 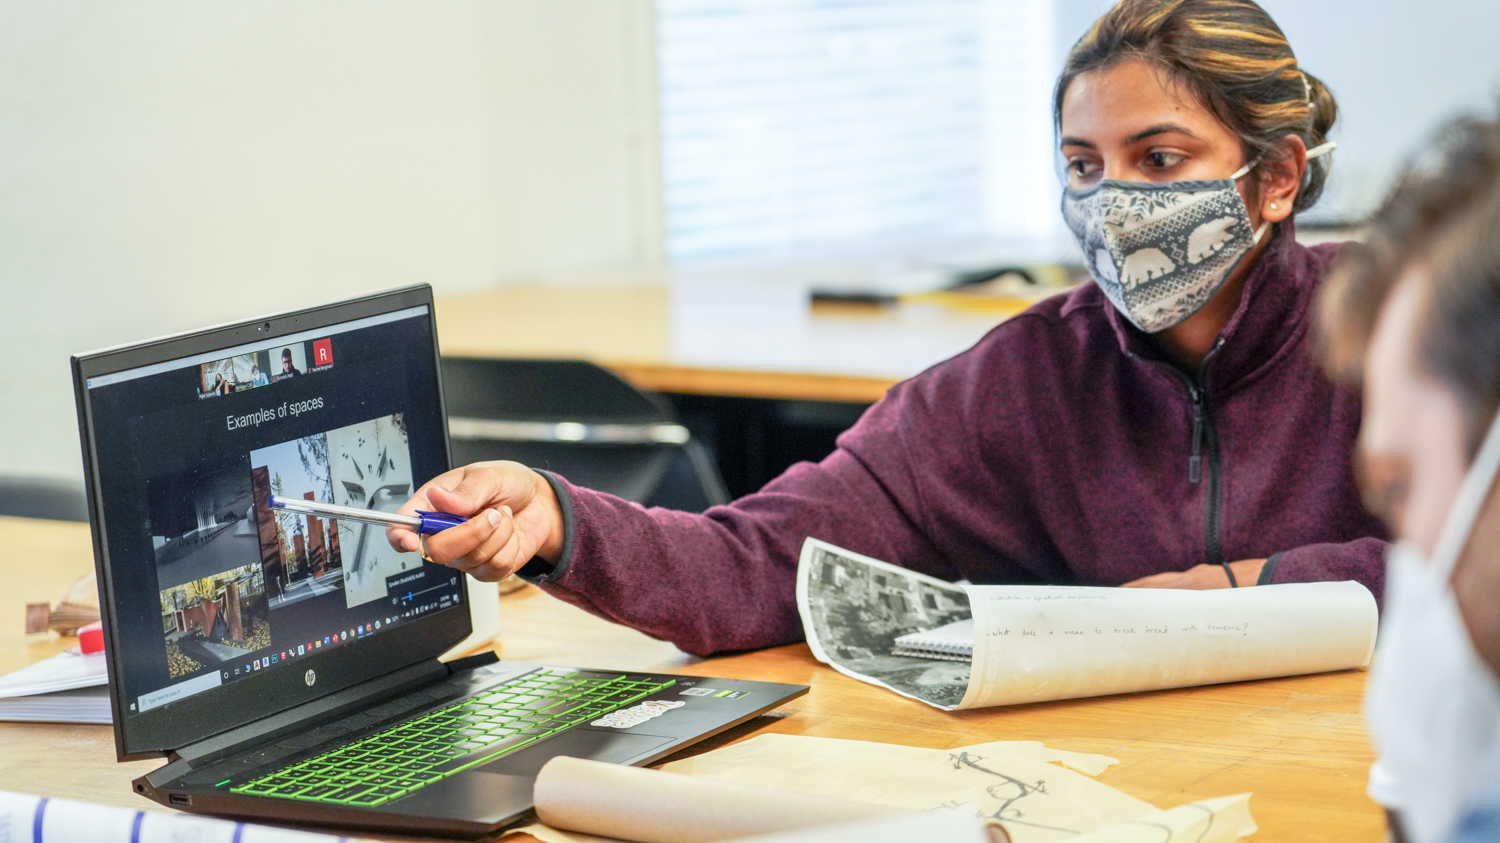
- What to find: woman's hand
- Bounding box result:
[1121,558,1266,589]
[386,461,566,582]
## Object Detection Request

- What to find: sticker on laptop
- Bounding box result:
[592,699,685,729]
[679,687,717,697]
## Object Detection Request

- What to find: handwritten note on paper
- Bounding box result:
[960,581,1378,709]
[796,538,1377,711]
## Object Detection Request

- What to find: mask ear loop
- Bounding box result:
[1232,141,1336,181]
[1235,142,1338,240]
[1227,159,1273,244]
[1429,407,1500,579]
[1306,141,1337,160]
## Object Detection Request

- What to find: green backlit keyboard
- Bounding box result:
[229,668,676,807]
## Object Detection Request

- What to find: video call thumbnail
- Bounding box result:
[198,351,271,397]
[196,337,334,399]
[270,343,307,382]
[250,413,415,611]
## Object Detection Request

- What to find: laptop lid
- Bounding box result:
[72,285,469,761]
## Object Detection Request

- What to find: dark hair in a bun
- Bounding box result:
[1057,0,1338,214]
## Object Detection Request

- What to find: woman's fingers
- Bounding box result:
[387,463,519,552]
[421,508,507,568]
[388,461,564,572]
[448,508,525,575]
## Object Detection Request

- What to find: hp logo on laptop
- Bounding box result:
[305,670,317,687]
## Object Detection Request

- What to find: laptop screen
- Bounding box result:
[74,286,469,758]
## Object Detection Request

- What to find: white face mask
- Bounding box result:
[1365,410,1500,843]
[1059,142,1335,334]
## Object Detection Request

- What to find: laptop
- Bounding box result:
[71,284,807,837]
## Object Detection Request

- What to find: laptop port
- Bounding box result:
[169,793,192,806]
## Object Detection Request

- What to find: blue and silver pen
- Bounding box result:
[267,494,465,535]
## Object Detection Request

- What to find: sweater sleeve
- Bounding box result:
[1263,536,1388,607]
[527,321,1063,656]
[533,439,956,657]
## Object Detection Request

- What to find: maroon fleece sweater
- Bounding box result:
[528,222,1389,656]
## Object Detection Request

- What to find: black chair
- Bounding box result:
[0,475,90,522]
[440,358,730,512]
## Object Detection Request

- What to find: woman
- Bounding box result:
[392,0,1387,656]
[1318,116,1500,843]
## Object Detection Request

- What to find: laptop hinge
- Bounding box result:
[172,658,450,768]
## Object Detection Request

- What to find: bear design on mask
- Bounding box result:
[1186,216,1240,265]
[1121,248,1176,290]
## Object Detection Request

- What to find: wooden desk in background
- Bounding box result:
[0,516,1385,841]
[437,282,1049,497]
[435,282,1025,404]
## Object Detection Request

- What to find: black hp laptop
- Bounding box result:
[71,285,806,837]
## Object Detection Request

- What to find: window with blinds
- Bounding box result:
[655,0,1059,266]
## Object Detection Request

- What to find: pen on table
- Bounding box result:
[267,494,465,535]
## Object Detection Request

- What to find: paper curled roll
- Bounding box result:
[533,756,912,843]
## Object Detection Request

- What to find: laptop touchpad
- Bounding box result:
[477,729,673,777]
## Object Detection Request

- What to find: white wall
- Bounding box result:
[0,1,663,480]
[12,0,1500,483]
[1259,0,1500,220]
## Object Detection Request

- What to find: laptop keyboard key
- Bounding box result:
[427,734,538,774]
[324,785,373,803]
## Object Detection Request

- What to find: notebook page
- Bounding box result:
[893,619,974,657]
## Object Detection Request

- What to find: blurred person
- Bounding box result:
[251,363,269,387]
[391,0,1389,656]
[279,348,300,378]
[1320,116,1500,843]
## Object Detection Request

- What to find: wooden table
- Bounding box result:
[0,516,1386,841]
[435,282,1029,404]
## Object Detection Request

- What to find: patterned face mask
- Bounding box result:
[1060,162,1265,333]
[1059,143,1335,333]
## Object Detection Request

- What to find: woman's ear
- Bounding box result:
[1258,134,1307,224]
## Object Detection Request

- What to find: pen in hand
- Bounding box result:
[267,494,465,535]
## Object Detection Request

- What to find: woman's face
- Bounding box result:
[1058,58,1262,223]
